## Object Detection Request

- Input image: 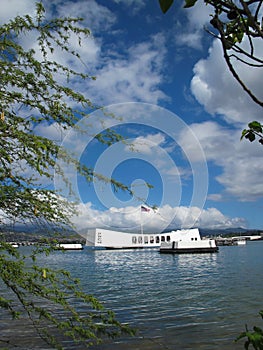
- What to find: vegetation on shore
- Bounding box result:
[0,3,134,348]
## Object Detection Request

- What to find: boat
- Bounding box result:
[160,230,218,254]
[160,238,218,254]
[233,238,246,246]
[56,243,83,250]
[86,227,218,252]
[10,242,19,248]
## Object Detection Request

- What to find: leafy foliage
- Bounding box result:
[236,311,263,350]
[241,121,263,145]
[159,0,174,13]
[0,2,85,227]
[0,243,134,348]
[184,0,198,8]
[0,3,135,348]
[0,2,132,228]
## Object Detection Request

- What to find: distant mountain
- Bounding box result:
[0,224,84,243]
[162,227,262,237]
[1,225,262,243]
[199,227,262,237]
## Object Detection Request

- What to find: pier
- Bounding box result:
[215,235,262,246]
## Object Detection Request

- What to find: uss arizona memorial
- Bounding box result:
[86,227,219,253]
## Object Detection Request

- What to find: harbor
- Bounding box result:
[1,240,263,349]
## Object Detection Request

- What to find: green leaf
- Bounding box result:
[225,36,235,50]
[236,30,244,43]
[159,0,174,13]
[241,129,248,140]
[184,0,198,8]
[248,121,263,133]
[253,326,263,335]
[245,131,256,142]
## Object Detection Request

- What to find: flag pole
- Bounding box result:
[140,206,143,235]
[140,205,150,234]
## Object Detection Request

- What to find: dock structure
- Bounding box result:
[231,235,262,241]
[216,235,262,246]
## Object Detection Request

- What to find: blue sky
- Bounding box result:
[2,0,263,233]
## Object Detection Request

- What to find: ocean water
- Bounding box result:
[1,241,263,349]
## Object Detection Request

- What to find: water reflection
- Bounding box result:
[2,242,263,349]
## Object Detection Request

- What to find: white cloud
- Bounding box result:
[34,122,68,143]
[50,0,116,33]
[180,121,263,201]
[179,121,234,162]
[177,32,204,50]
[0,0,34,23]
[31,3,168,106]
[123,132,190,181]
[216,156,263,201]
[207,193,223,202]
[126,133,166,154]
[86,33,168,105]
[112,0,145,15]
[40,1,168,107]
[72,202,246,234]
[197,207,246,229]
[191,39,263,124]
[185,0,213,28]
[179,9,263,204]
[2,0,169,108]
[175,1,213,49]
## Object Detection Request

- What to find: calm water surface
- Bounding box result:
[1,241,263,349]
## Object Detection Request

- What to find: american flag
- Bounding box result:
[141,205,150,212]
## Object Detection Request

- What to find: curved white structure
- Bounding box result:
[86,227,218,252]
